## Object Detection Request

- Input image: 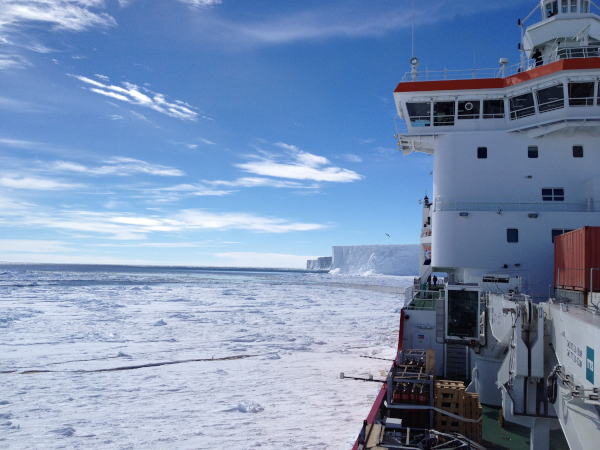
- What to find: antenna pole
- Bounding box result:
[412,0,414,58]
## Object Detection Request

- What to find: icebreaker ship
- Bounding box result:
[353,2,600,449]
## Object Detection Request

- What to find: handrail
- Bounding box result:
[435,196,600,212]
[399,45,600,83]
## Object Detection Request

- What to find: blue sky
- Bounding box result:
[0,0,531,267]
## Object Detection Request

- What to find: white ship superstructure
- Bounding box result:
[353,3,600,450]
[396,1,600,298]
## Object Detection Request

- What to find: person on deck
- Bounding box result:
[532,48,543,67]
[427,274,432,288]
[433,275,438,287]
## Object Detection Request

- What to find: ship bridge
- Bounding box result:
[394,0,600,156]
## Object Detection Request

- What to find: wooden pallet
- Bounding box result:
[394,365,426,377]
[464,392,482,444]
[434,380,465,434]
[400,349,435,374]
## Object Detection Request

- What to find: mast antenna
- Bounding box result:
[412,0,415,58]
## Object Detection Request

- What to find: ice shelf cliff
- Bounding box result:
[306,257,332,270]
[308,245,419,275]
[328,245,419,276]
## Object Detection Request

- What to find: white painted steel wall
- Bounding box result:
[427,127,600,297]
[432,210,600,296]
[433,130,600,199]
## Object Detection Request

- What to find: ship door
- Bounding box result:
[412,332,431,349]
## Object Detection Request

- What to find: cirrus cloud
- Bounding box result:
[53,157,185,177]
[0,176,82,190]
[0,0,117,32]
[72,75,200,121]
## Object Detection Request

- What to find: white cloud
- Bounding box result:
[95,73,109,80]
[129,110,151,122]
[207,177,312,189]
[0,137,43,149]
[24,43,56,53]
[108,114,124,120]
[192,0,523,46]
[342,154,362,163]
[89,241,228,248]
[214,252,318,269]
[36,210,181,240]
[0,53,30,69]
[0,176,82,190]
[199,138,216,145]
[178,0,221,8]
[178,209,324,233]
[0,96,39,112]
[236,143,363,183]
[53,157,185,177]
[72,75,199,121]
[0,203,325,240]
[0,0,117,32]
[153,184,231,196]
[0,252,165,265]
[0,239,72,252]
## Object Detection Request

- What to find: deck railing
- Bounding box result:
[400,46,600,83]
[406,289,445,311]
[435,196,600,212]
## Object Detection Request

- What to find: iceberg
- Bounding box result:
[329,244,419,276]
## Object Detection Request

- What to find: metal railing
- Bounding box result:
[400,45,600,83]
[510,105,536,120]
[406,289,445,310]
[569,96,596,106]
[537,97,566,113]
[555,45,600,61]
[435,196,600,212]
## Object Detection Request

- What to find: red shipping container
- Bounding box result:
[554,227,600,292]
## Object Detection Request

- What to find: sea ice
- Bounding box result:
[0,268,411,449]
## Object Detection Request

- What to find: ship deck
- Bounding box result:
[480,405,568,450]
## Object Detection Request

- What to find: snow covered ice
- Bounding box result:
[0,267,412,449]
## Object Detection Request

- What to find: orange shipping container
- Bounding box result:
[554,227,600,292]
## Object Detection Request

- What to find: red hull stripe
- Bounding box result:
[351,376,389,450]
[397,309,405,353]
[352,308,406,449]
[394,58,600,93]
[352,309,405,449]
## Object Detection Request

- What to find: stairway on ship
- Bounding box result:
[444,343,468,380]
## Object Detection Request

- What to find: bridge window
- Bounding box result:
[562,0,568,13]
[528,146,539,158]
[434,101,455,126]
[482,99,504,119]
[457,100,480,119]
[569,82,594,106]
[536,85,564,112]
[509,93,535,120]
[543,188,564,201]
[406,102,431,127]
[507,229,519,243]
[573,145,584,157]
[582,0,590,12]
[546,0,558,16]
[571,0,578,12]
[477,147,487,159]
